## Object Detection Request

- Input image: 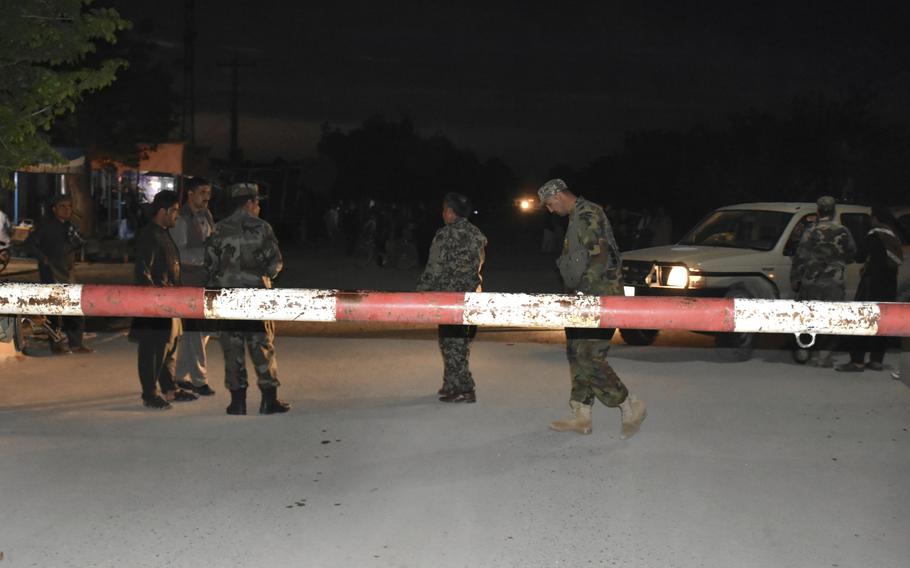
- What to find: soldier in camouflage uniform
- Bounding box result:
[417,193,487,403]
[538,179,646,438]
[205,183,290,415]
[790,195,857,367]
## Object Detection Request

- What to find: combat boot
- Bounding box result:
[619,395,647,439]
[226,388,247,415]
[259,387,291,415]
[549,400,592,434]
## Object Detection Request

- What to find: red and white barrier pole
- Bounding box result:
[0,282,908,336]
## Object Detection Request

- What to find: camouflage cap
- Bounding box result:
[229,182,267,200]
[816,195,836,215]
[537,178,567,203]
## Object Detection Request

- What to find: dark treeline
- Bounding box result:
[552,93,910,236]
[318,115,517,212]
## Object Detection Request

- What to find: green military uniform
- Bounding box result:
[417,216,487,395]
[790,196,857,366]
[559,196,629,407]
[791,218,857,301]
[205,201,284,392]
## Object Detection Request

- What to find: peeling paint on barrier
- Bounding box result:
[733,298,880,335]
[0,283,83,316]
[0,283,907,336]
[464,292,600,328]
[206,288,338,321]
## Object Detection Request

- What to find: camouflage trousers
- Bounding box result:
[565,327,628,407]
[438,325,477,394]
[218,320,280,391]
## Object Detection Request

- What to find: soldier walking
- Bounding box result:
[171,177,216,396]
[790,195,857,367]
[538,179,646,438]
[205,183,290,415]
[417,193,487,403]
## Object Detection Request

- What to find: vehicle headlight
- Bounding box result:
[687,270,706,289]
[666,266,689,288]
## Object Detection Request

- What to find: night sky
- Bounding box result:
[114,1,910,178]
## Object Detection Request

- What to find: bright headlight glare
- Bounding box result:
[666,266,689,288]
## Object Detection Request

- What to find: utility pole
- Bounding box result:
[217,56,255,164]
[182,0,196,145]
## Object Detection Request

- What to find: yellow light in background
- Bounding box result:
[520,200,531,211]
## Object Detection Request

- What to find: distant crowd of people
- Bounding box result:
[542,204,674,254]
[306,199,438,269]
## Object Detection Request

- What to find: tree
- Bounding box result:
[0,0,130,186]
[51,21,179,165]
[318,115,517,206]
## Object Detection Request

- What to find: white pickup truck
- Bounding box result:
[620,202,910,359]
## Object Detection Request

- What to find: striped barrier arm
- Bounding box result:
[0,282,908,337]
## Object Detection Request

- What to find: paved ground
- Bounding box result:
[1,328,908,568]
[1,236,909,566]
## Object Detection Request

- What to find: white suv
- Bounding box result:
[619,202,910,358]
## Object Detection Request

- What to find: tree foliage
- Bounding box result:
[0,0,129,184]
[51,27,179,166]
[318,115,517,208]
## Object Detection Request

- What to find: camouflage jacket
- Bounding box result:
[559,197,622,296]
[417,217,487,292]
[790,217,857,290]
[205,208,283,288]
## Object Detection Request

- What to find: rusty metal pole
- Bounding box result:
[1,283,910,338]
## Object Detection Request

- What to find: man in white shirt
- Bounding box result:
[171,178,216,396]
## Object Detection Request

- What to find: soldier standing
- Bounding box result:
[130,191,198,409]
[205,183,290,415]
[171,178,216,396]
[26,195,92,354]
[538,179,647,438]
[417,193,487,403]
[790,195,857,367]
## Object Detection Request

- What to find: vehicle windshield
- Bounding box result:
[678,210,793,251]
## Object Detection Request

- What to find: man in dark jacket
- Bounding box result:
[836,204,903,372]
[26,195,91,354]
[130,191,198,410]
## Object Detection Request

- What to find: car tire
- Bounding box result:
[715,285,768,361]
[715,328,755,361]
[619,328,659,346]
